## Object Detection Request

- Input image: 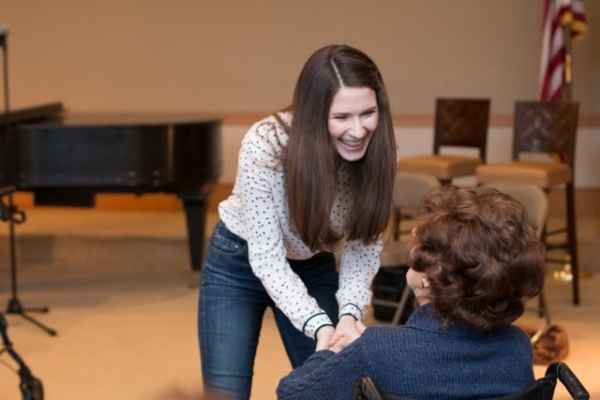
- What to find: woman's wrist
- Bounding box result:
[314,324,334,340]
[338,303,363,321]
[339,313,358,321]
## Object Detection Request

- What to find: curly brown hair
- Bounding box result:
[411,185,545,332]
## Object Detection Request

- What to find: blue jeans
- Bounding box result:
[198,221,339,400]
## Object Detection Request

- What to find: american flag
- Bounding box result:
[539,0,587,101]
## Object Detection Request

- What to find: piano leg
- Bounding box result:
[181,196,209,287]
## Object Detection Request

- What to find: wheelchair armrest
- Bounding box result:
[547,362,589,400]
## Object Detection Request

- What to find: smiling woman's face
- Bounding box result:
[327,86,378,162]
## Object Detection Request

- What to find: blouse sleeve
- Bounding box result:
[336,238,382,321]
[236,121,333,338]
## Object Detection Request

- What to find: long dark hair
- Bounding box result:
[285,44,397,251]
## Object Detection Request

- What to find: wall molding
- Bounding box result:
[221,112,600,128]
[13,185,600,219]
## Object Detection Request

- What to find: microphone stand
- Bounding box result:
[0,311,45,400]
[1,27,56,336]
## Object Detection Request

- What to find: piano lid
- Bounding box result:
[4,103,223,129]
[3,102,64,126]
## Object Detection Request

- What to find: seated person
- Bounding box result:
[277,185,545,400]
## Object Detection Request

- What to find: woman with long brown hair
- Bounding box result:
[197,44,397,399]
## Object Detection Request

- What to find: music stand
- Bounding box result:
[1,26,56,336]
[0,311,45,400]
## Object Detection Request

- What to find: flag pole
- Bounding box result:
[562,22,573,101]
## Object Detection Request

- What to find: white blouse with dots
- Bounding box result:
[218,112,382,339]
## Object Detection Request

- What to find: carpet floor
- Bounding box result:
[0,207,598,400]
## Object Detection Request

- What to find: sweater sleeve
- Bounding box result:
[236,120,332,338]
[276,340,373,400]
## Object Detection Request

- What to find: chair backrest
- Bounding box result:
[482,181,553,327]
[391,172,439,239]
[393,172,440,210]
[481,181,548,239]
[512,101,579,168]
[433,98,491,161]
[351,362,589,400]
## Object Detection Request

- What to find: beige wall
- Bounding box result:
[3,0,599,116]
[4,0,600,199]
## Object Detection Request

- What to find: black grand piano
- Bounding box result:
[1,102,222,274]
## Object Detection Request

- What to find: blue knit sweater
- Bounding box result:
[277,304,534,400]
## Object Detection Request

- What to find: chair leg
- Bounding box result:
[390,285,412,326]
[538,289,551,325]
[393,209,401,240]
[566,183,580,305]
[543,184,580,306]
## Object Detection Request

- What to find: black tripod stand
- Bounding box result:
[1,187,56,336]
[1,26,56,336]
[0,311,44,400]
